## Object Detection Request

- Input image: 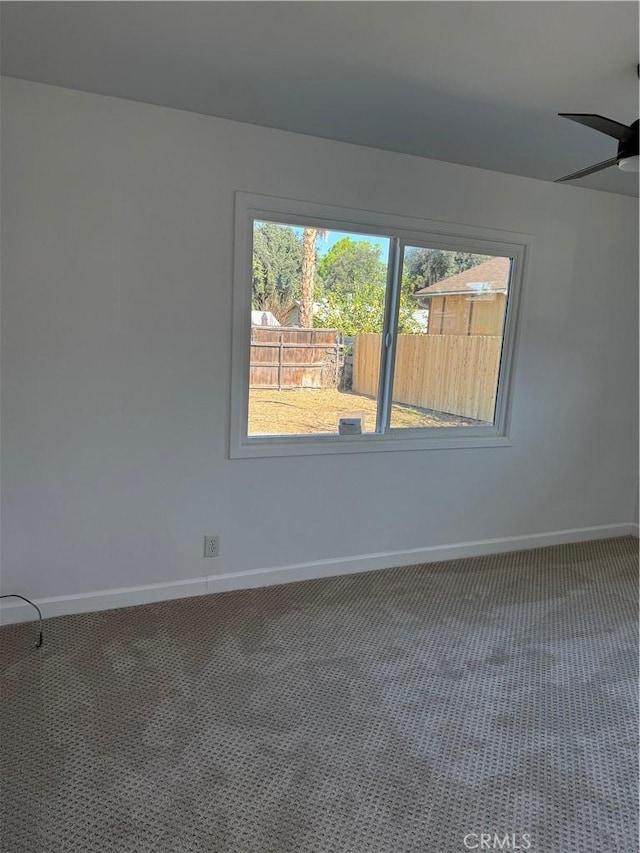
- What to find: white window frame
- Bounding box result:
[230,192,532,459]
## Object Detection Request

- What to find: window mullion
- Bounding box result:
[376,237,402,433]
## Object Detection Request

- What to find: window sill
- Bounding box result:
[230,429,513,459]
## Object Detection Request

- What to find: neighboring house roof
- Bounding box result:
[414,256,511,298]
[251,310,280,326]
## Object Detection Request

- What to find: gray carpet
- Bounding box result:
[1,537,638,853]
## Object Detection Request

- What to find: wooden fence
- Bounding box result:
[353,333,502,422]
[250,327,342,390]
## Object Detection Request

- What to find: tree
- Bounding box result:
[314,280,420,336]
[403,248,453,291]
[252,222,303,309]
[317,237,386,294]
[313,236,423,335]
[299,227,326,328]
[254,291,297,325]
[403,248,490,294]
[451,251,490,274]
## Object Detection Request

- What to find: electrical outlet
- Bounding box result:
[203,535,220,558]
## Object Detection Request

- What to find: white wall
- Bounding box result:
[1,78,638,615]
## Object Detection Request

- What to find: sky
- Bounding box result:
[259,219,390,263]
[318,230,390,263]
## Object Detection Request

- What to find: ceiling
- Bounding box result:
[1,1,638,196]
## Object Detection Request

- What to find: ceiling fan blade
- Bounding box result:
[558,114,631,141]
[555,157,619,183]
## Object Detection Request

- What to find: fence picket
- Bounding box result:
[250,327,341,390]
[353,333,502,422]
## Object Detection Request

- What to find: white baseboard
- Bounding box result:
[0,522,634,626]
[630,523,639,539]
[0,578,208,625]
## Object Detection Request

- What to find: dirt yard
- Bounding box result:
[248,388,473,434]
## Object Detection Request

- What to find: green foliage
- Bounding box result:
[451,251,490,274]
[397,292,424,334]
[313,236,424,335]
[314,280,421,336]
[251,227,490,316]
[252,222,303,309]
[317,238,386,295]
[251,229,486,334]
[403,248,490,293]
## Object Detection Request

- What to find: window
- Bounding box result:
[230,193,530,458]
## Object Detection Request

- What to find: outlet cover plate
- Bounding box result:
[204,535,220,557]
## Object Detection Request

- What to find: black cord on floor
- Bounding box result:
[0,595,44,647]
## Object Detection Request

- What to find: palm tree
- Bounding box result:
[299,227,326,328]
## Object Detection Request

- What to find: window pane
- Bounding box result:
[389,248,511,429]
[248,220,389,436]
